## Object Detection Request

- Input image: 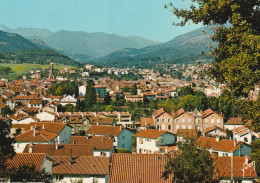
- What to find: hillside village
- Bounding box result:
[0,61,259,183]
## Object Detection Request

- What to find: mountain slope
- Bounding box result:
[0,26,160,61]
[96,26,215,68]
[0,30,81,67]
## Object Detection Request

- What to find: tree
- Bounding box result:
[251,139,260,176]
[84,80,97,110]
[166,0,259,97]
[64,104,76,112]
[104,92,112,105]
[163,140,215,182]
[130,84,138,95]
[1,106,13,116]
[178,86,194,97]
[8,165,52,183]
[0,121,15,175]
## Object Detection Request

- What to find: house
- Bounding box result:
[196,137,252,157]
[52,156,110,183]
[214,156,257,183]
[86,125,132,152]
[125,95,143,102]
[6,153,55,174]
[35,111,56,122]
[109,154,173,183]
[153,108,174,133]
[94,85,107,98]
[23,143,94,156]
[135,129,175,154]
[177,129,198,143]
[9,114,37,125]
[140,117,154,129]
[60,95,77,106]
[224,117,245,131]
[79,85,87,97]
[69,136,114,157]
[204,126,226,137]
[201,109,224,133]
[14,122,72,153]
[173,108,194,133]
[232,126,258,144]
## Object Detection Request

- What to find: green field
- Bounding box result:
[0,63,76,80]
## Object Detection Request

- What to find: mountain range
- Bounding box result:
[0,26,159,62]
[0,25,215,67]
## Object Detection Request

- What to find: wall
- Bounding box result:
[117,129,132,152]
[54,175,106,183]
[136,137,159,154]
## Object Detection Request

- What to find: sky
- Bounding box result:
[0,0,203,42]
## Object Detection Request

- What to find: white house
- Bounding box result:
[135,129,175,154]
[233,126,259,145]
[14,122,72,153]
[79,85,87,97]
[9,114,37,125]
[224,117,244,131]
[35,111,56,122]
[53,156,110,183]
[60,95,77,106]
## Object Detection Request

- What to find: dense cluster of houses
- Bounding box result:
[0,64,259,183]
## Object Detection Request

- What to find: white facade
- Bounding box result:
[60,95,77,106]
[11,117,36,125]
[224,124,244,131]
[79,85,86,96]
[54,175,106,183]
[136,137,159,154]
[36,112,56,121]
[93,150,112,157]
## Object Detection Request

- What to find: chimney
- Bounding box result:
[73,140,75,144]
[102,137,104,141]
[216,136,219,142]
[234,139,237,147]
[31,125,34,130]
[55,140,58,150]
[29,143,33,153]
[120,126,122,130]
[245,155,249,164]
[42,124,45,130]
[33,128,36,136]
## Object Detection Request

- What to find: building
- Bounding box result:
[86,125,132,152]
[109,154,173,183]
[153,108,174,133]
[14,122,72,153]
[232,126,259,145]
[135,129,175,154]
[204,126,226,137]
[94,85,107,98]
[224,117,245,131]
[196,137,252,157]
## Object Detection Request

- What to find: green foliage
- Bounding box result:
[8,165,53,183]
[0,66,12,75]
[121,86,130,93]
[48,81,78,96]
[251,139,260,176]
[163,140,215,182]
[178,86,194,97]
[84,80,97,110]
[130,84,138,95]
[117,148,130,153]
[167,0,259,97]
[64,104,76,112]
[104,93,112,105]
[1,106,13,116]
[0,121,15,175]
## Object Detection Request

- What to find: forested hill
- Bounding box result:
[0,30,82,67]
[95,26,216,68]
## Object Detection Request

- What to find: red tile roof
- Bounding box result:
[135,129,168,139]
[6,153,52,172]
[215,156,257,178]
[70,136,113,150]
[24,122,68,133]
[15,129,59,142]
[153,108,165,118]
[140,117,154,127]
[177,129,198,139]
[174,108,185,118]
[23,144,94,156]
[225,117,244,125]
[86,125,123,136]
[196,137,244,152]
[109,153,173,183]
[52,156,109,175]
[204,126,226,134]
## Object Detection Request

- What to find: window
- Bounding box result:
[122,135,125,139]
[205,119,208,124]
[162,125,165,130]
[197,119,200,124]
[162,119,165,122]
[122,144,125,148]
[217,119,220,124]
[101,152,107,156]
[168,119,171,122]
[139,149,142,153]
[157,119,160,122]
[157,125,160,130]
[161,139,164,143]
[56,175,64,180]
[176,125,179,129]
[176,119,180,123]
[182,119,185,123]
[78,126,81,130]
[168,125,171,130]
[188,119,191,123]
[211,119,214,123]
[182,125,185,129]
[244,137,248,142]
[188,125,192,129]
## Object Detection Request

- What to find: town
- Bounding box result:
[0,60,259,183]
